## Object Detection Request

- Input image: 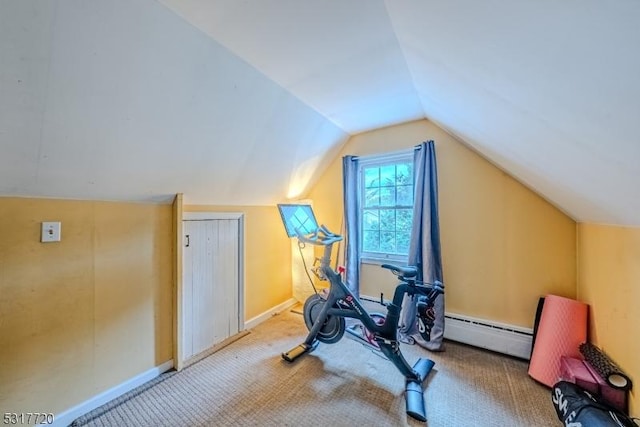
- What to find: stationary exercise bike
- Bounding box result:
[278,206,444,422]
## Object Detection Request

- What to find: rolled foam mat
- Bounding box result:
[579,342,633,391]
[528,295,588,387]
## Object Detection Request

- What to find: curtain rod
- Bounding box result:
[415,140,435,150]
[347,141,434,161]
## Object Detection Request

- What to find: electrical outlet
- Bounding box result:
[41,222,62,242]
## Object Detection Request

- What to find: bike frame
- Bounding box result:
[281,225,443,422]
[302,265,439,381]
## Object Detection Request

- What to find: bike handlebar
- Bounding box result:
[296,225,343,246]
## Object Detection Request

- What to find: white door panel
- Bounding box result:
[182,218,240,360]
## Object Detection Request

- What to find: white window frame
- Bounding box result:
[358,149,414,265]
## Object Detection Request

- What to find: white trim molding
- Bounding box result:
[49,360,174,427]
[183,212,243,220]
[244,298,298,330]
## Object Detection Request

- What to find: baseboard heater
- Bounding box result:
[444,312,533,360]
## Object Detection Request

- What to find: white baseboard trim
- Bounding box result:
[50,359,174,427]
[444,312,533,360]
[244,298,298,330]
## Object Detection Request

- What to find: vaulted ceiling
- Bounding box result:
[1,1,639,226]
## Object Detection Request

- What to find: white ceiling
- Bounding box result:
[1,0,639,225]
[159,0,640,226]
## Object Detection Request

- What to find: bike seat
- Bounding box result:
[381,264,418,279]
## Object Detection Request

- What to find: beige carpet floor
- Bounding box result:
[72,309,559,427]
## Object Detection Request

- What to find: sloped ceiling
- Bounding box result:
[0,0,348,206]
[1,1,639,226]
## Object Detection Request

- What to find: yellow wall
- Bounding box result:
[0,198,292,417]
[183,205,292,320]
[308,120,576,327]
[0,197,173,416]
[577,223,639,416]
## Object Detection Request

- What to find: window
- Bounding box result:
[359,151,414,263]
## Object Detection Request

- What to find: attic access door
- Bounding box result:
[182,213,244,362]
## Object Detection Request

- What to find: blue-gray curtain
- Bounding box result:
[399,141,445,351]
[342,155,360,297]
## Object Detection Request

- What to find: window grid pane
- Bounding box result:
[364,188,380,207]
[360,160,413,257]
[364,167,380,188]
[363,230,380,252]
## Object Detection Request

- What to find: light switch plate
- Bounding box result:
[41,222,62,242]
